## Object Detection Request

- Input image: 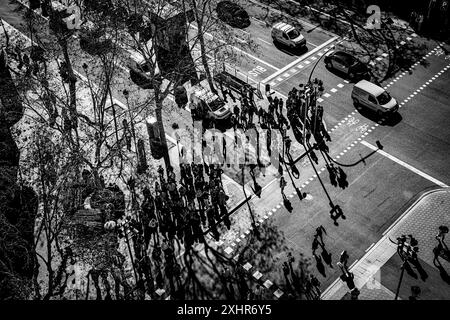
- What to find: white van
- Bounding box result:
[271,22,306,49]
[351,80,398,116]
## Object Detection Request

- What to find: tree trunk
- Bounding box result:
[190,0,217,94]
[59,39,78,132]
[154,91,171,168]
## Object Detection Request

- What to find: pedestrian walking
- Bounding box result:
[315,225,327,247]
[266,90,273,104]
[227,88,236,103]
[436,225,449,243]
[310,274,321,297]
[278,154,284,176]
[282,261,291,284]
[248,104,254,124]
[280,176,287,194]
[273,96,279,110]
[279,98,284,115]
[233,104,240,119]
[340,250,349,268]
[284,136,292,155]
[219,80,228,102]
[409,286,421,300]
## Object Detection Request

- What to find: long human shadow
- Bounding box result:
[322,140,384,168]
[313,253,327,278]
[433,247,450,285]
[409,259,429,282]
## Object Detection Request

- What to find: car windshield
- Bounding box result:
[337,54,355,66]
[208,98,225,112]
[377,92,391,105]
[287,29,300,39]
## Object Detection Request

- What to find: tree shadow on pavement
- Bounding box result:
[236,220,319,299]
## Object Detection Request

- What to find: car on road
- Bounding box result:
[128,44,162,89]
[189,86,232,121]
[216,1,250,28]
[324,50,369,80]
[351,80,398,116]
[271,22,307,49]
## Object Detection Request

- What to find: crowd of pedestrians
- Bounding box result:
[139,161,231,255]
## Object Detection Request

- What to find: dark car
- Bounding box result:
[216,1,250,28]
[324,51,369,80]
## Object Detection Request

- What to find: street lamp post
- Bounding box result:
[391,235,420,300]
[122,89,139,153]
[337,250,360,299]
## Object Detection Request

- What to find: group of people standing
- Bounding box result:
[139,161,231,254]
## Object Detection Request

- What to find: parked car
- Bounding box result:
[189,86,232,121]
[271,22,307,49]
[129,49,161,89]
[216,1,250,28]
[324,50,369,80]
[351,80,398,116]
[79,21,114,56]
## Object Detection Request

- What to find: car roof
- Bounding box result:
[218,1,241,10]
[192,86,220,104]
[354,80,385,96]
[332,51,357,62]
[273,22,295,33]
[333,51,354,58]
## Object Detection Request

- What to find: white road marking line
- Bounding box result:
[337,83,344,88]
[190,24,280,71]
[349,259,359,269]
[307,41,319,47]
[258,37,272,46]
[360,141,448,188]
[261,36,339,83]
[234,36,248,44]
[330,88,338,93]
[317,98,324,103]
[323,93,331,98]
[251,16,265,24]
[304,60,311,64]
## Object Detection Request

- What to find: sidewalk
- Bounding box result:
[321,187,450,300]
